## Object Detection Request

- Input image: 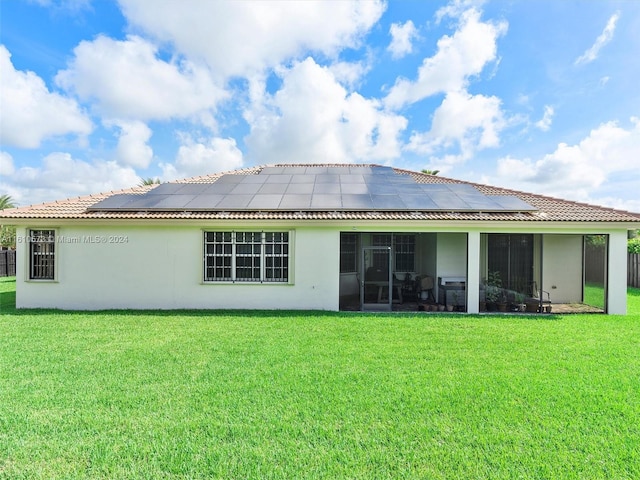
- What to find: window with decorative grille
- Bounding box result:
[204,231,289,283]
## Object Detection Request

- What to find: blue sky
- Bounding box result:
[1,0,639,212]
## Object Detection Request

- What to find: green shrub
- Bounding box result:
[629,238,640,254]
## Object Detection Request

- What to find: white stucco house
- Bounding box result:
[2,164,639,314]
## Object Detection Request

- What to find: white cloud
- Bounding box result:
[388,21,418,59]
[7,152,139,205]
[407,90,504,161]
[28,0,91,11]
[161,136,243,180]
[0,46,92,148]
[328,61,371,89]
[0,152,15,176]
[535,105,554,131]
[435,0,487,23]
[117,0,385,79]
[56,35,225,123]
[110,120,153,168]
[385,8,507,109]
[575,12,620,65]
[243,57,407,165]
[493,118,640,203]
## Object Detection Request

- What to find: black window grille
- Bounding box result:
[29,229,55,280]
[204,231,289,283]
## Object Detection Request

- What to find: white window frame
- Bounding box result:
[203,230,292,284]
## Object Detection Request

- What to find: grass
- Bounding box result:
[584,282,606,309]
[1,277,639,479]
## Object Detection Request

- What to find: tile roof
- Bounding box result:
[2,164,640,223]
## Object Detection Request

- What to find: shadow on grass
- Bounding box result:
[0,297,560,323]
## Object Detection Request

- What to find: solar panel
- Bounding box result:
[216,194,254,209]
[429,192,471,210]
[368,183,399,194]
[390,174,415,184]
[419,184,455,193]
[402,195,439,210]
[349,166,373,174]
[240,175,269,184]
[258,183,289,194]
[313,183,340,195]
[214,174,245,184]
[184,195,224,209]
[285,182,314,194]
[151,195,197,209]
[230,183,262,195]
[248,194,284,209]
[147,183,184,195]
[371,194,407,209]
[265,174,292,184]
[311,194,342,209]
[458,195,502,210]
[489,195,538,211]
[280,166,309,174]
[289,174,316,184]
[203,183,237,194]
[89,194,140,209]
[340,183,369,194]
[339,174,366,183]
[364,174,390,184]
[395,184,424,194]
[341,194,375,209]
[315,174,340,184]
[87,165,538,213]
[120,195,165,209]
[279,194,312,209]
[172,184,210,195]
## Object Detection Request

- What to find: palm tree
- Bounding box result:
[138,177,161,187]
[0,194,16,210]
[421,169,440,175]
[0,194,17,249]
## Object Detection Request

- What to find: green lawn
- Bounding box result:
[584,282,606,309]
[1,277,639,479]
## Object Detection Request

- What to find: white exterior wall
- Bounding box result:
[608,230,628,314]
[542,235,583,303]
[466,232,480,314]
[13,222,635,313]
[435,233,467,302]
[16,225,339,310]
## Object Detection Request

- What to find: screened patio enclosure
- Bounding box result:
[338,232,469,312]
[339,232,608,313]
[479,233,607,313]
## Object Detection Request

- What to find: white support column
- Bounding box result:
[607,230,628,315]
[467,231,480,314]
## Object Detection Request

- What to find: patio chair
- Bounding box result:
[419,275,435,302]
[527,281,552,312]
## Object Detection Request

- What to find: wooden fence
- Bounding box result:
[630,253,640,288]
[584,244,606,283]
[0,250,16,277]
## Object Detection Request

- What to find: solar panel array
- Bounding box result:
[88,166,537,212]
